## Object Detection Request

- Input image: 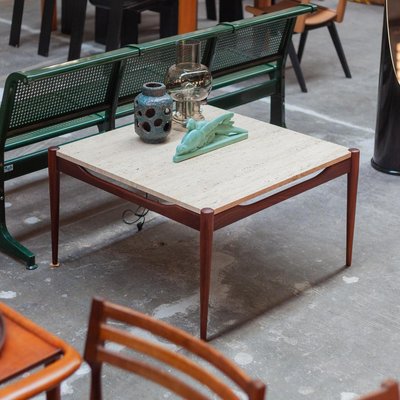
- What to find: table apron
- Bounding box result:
[57,157,200,230]
[214,157,352,230]
[57,156,351,233]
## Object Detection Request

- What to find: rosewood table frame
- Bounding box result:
[48,143,359,341]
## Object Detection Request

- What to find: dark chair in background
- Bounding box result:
[89,0,178,51]
[84,297,267,400]
[8,0,178,61]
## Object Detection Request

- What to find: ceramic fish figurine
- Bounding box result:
[175,113,247,157]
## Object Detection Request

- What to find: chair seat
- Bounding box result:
[305,7,337,26]
[90,0,164,10]
[0,316,61,383]
[0,302,81,399]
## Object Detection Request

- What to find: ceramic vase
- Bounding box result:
[134,82,173,143]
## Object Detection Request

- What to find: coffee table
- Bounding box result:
[48,106,359,340]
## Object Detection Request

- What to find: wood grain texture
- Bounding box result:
[0,302,81,399]
[178,0,197,33]
[57,106,351,214]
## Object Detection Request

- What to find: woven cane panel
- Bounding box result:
[211,20,287,72]
[9,64,114,131]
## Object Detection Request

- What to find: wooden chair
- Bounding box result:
[246,0,351,88]
[84,297,266,399]
[358,380,400,400]
[0,302,82,399]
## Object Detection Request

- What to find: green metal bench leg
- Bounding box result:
[270,91,286,128]
[0,183,37,269]
[0,222,37,270]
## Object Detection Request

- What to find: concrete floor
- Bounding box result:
[1,1,399,399]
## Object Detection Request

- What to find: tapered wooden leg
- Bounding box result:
[90,364,103,400]
[200,208,214,341]
[48,147,60,267]
[346,148,360,266]
[46,385,61,400]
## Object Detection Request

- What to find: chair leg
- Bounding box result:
[159,0,178,38]
[67,0,87,60]
[9,0,25,47]
[120,10,140,46]
[90,364,103,400]
[288,40,307,92]
[206,0,217,20]
[105,0,124,51]
[327,22,352,78]
[219,0,243,22]
[46,386,61,400]
[61,0,72,34]
[38,0,55,56]
[297,30,308,63]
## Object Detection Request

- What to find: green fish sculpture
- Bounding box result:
[173,113,248,162]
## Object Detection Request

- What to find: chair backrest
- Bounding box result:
[84,298,266,400]
[358,381,400,400]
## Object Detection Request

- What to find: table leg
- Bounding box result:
[48,147,60,267]
[200,208,214,341]
[346,149,360,267]
[178,0,197,34]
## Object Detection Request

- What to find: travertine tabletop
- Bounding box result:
[57,106,350,214]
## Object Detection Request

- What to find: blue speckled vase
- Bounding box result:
[134,82,173,143]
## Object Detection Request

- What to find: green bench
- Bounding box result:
[0,4,316,269]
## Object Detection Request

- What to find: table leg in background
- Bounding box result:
[178,0,197,33]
